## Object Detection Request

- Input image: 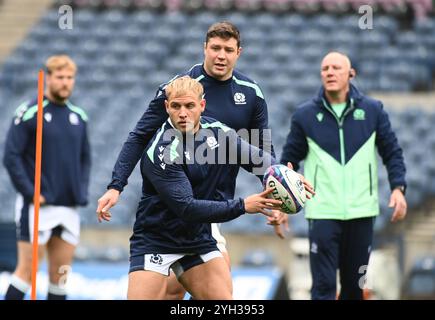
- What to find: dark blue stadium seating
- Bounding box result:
[0,8,434,236]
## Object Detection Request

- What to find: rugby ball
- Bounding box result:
[263,164,306,214]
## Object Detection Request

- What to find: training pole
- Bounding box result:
[31,69,44,300]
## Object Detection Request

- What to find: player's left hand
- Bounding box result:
[286,162,315,199]
[266,210,286,225]
[267,210,289,239]
[389,188,407,222]
[97,211,112,223]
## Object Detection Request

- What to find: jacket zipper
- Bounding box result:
[314,165,318,191]
[322,98,354,164]
[369,163,372,196]
[322,98,355,217]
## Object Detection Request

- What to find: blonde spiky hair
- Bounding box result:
[165,76,204,100]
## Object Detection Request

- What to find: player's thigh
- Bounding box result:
[128,270,168,300]
[46,236,75,283]
[179,257,232,300]
[166,271,186,300]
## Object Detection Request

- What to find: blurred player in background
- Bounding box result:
[279,52,407,300]
[97,21,284,299]
[97,76,283,299]
[3,55,91,300]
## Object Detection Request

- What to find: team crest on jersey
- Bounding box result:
[44,112,52,123]
[316,112,324,122]
[234,92,246,105]
[69,113,79,125]
[353,109,365,120]
[206,136,219,150]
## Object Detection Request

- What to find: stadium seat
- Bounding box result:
[130,10,158,27]
[309,14,336,31]
[252,12,278,31]
[414,17,435,35]
[241,249,277,267]
[402,256,435,299]
[295,29,325,47]
[242,44,264,63]
[73,8,96,28]
[99,9,127,28]
[91,24,114,43]
[376,15,399,36]
[242,27,268,47]
[220,12,249,31]
[359,31,391,50]
[165,11,189,30]
[192,11,220,29]
[280,14,306,31]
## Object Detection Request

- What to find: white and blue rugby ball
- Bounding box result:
[263,164,306,214]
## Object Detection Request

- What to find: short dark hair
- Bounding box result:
[205,21,241,48]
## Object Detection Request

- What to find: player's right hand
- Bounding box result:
[96,189,120,223]
[287,162,315,199]
[244,188,282,217]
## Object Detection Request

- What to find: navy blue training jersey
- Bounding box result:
[3,97,91,206]
[109,64,273,201]
[129,116,274,256]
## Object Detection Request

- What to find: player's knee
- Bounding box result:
[165,287,186,300]
[166,279,186,300]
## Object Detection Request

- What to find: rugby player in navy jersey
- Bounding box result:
[97,76,284,299]
[3,55,91,300]
[97,21,314,298]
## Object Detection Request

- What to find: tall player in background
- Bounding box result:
[96,21,286,299]
[3,55,91,300]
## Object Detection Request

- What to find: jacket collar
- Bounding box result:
[313,83,364,106]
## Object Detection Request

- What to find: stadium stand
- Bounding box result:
[0,4,434,298]
[401,255,435,299]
